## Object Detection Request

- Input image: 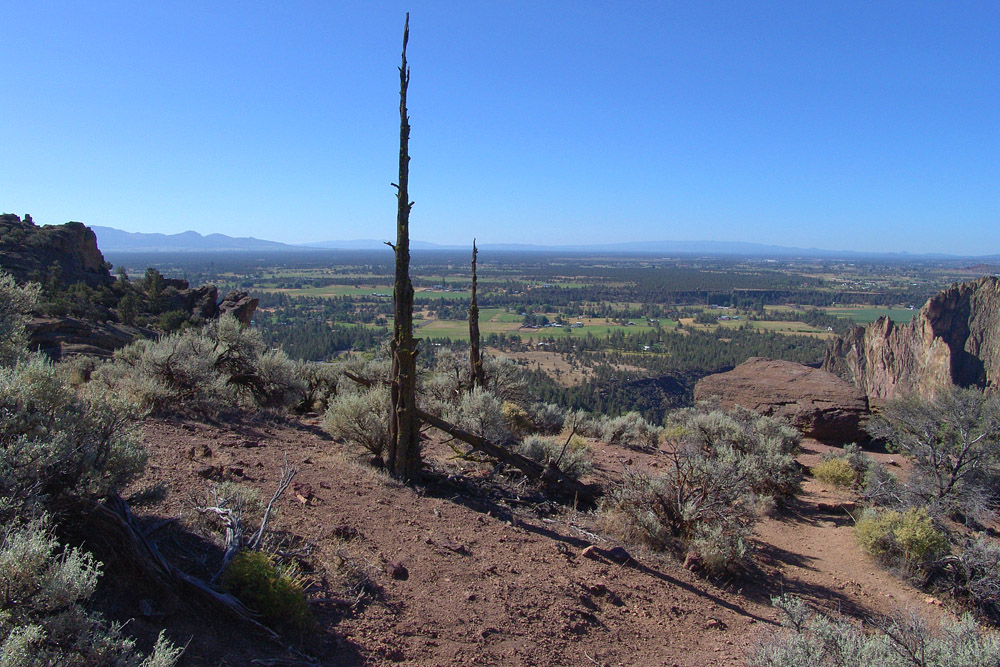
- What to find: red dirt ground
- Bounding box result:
[115,417,958,666]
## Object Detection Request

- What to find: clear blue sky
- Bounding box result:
[5,2,999,254]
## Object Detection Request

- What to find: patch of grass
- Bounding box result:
[221,551,316,636]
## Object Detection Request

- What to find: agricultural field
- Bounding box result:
[826,306,918,324]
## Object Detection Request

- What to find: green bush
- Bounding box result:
[0,272,39,366]
[221,550,315,635]
[519,434,592,480]
[856,507,949,573]
[813,457,856,487]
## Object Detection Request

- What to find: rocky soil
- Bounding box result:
[104,415,963,666]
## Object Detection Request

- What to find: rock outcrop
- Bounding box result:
[27,317,157,360]
[823,276,1000,404]
[694,357,869,443]
[0,214,112,288]
[218,291,258,326]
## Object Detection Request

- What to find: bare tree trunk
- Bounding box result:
[469,239,486,389]
[386,13,421,481]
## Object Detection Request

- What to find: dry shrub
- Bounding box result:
[750,594,1000,667]
[519,434,592,480]
[813,457,856,487]
[322,386,391,458]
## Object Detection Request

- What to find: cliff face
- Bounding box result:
[823,276,1000,403]
[0,213,112,288]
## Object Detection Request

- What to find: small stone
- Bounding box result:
[386,561,409,580]
[587,583,607,596]
[581,545,598,559]
[705,618,727,630]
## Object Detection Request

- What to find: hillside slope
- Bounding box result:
[119,418,954,666]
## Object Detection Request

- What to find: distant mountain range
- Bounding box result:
[92,226,1000,260]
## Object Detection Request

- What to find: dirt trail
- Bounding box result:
[120,421,956,666]
[755,439,950,624]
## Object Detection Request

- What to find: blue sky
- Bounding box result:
[5,2,999,254]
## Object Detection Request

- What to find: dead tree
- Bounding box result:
[386,13,421,481]
[469,239,486,389]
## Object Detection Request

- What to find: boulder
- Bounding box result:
[823,276,1000,404]
[218,290,258,326]
[694,357,869,443]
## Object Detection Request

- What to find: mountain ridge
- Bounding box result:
[91,225,1000,259]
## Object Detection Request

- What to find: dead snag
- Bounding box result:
[469,239,487,389]
[387,13,421,481]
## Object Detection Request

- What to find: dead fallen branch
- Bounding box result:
[68,493,279,640]
[343,370,601,504]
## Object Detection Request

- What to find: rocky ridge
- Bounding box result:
[823,276,1000,403]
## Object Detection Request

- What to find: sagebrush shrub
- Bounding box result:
[599,411,661,449]
[519,434,592,480]
[867,386,1000,523]
[600,405,802,573]
[92,315,305,417]
[950,537,1000,623]
[0,272,39,366]
[444,387,512,445]
[599,442,758,573]
[0,516,181,667]
[750,594,1000,667]
[0,275,178,665]
[526,402,566,435]
[0,355,146,500]
[669,405,802,500]
[322,386,391,457]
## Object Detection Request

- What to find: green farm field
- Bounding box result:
[826,307,917,324]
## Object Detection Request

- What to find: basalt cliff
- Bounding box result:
[823,276,1000,404]
[0,213,112,288]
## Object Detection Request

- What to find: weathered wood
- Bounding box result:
[387,12,421,481]
[468,239,486,389]
[416,408,600,505]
